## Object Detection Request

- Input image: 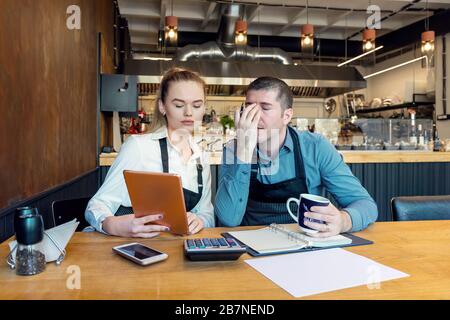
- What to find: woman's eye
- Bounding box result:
[175,105,184,108]
[193,105,203,109]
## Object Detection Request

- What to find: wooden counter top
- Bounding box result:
[340,151,450,164]
[99,151,450,166]
[1,220,450,299]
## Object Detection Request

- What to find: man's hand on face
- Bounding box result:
[234,103,261,163]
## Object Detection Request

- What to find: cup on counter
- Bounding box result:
[286,194,330,234]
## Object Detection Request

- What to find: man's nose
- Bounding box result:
[257,118,264,127]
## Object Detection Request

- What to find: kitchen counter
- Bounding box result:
[99,151,450,166]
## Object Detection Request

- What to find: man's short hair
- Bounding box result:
[247,77,293,110]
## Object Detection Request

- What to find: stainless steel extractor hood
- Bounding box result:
[125,3,366,98]
[125,59,367,98]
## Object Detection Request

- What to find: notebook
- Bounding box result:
[224,223,373,257]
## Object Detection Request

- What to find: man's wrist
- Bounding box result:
[339,210,353,233]
[236,147,254,163]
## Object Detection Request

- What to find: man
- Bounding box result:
[214,77,378,237]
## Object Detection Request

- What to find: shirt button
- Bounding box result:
[239,198,243,202]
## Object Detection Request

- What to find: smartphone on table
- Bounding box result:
[112,242,168,266]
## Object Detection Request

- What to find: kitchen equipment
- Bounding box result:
[324,99,337,115]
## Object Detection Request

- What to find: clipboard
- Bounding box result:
[222,231,373,257]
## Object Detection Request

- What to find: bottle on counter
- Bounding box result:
[409,112,418,146]
[410,127,418,146]
[423,129,430,150]
[418,124,425,147]
[433,124,442,152]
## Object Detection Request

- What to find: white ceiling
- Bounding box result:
[117,0,450,52]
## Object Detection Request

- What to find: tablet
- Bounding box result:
[123,170,189,235]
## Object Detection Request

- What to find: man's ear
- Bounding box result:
[283,108,293,125]
[158,99,166,115]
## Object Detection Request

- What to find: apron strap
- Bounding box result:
[159,137,203,195]
[159,138,169,173]
[288,126,305,180]
[196,161,203,196]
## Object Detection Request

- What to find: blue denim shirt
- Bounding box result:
[214,128,378,232]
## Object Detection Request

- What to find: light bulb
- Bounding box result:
[168,28,176,39]
[303,36,312,46]
[423,41,432,52]
[236,33,245,43]
[364,41,374,51]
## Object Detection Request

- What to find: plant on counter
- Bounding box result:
[220,115,235,131]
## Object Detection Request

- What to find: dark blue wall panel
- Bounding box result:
[0,169,100,243]
[348,162,450,221]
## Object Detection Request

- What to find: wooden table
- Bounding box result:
[1,220,450,300]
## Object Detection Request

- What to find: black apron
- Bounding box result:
[115,137,203,216]
[240,126,309,226]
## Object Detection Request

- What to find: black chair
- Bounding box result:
[391,195,450,221]
[51,197,91,231]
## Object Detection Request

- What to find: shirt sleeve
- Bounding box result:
[214,142,252,227]
[85,136,142,233]
[190,163,215,228]
[316,136,378,232]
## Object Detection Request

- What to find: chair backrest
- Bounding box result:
[51,197,91,231]
[391,195,450,221]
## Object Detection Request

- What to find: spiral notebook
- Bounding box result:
[225,223,373,257]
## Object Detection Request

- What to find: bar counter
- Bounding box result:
[100,151,450,166]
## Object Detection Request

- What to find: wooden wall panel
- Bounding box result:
[0,0,115,210]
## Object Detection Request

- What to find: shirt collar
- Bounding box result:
[257,127,293,162]
[149,126,202,161]
[148,126,168,140]
[283,127,294,153]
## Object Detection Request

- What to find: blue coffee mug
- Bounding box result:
[286,194,330,234]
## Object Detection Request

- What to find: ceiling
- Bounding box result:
[117,0,450,54]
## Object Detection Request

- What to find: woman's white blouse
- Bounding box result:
[85,127,215,233]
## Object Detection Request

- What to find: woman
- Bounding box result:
[85,68,214,238]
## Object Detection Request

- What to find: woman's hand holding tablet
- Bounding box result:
[187,212,204,235]
[103,214,169,238]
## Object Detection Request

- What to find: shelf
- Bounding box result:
[355,102,435,114]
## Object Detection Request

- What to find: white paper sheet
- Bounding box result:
[245,248,409,298]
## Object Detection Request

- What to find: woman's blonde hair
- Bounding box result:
[147,67,206,133]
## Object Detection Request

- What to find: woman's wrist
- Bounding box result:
[102,216,119,236]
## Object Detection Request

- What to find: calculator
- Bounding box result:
[184,237,247,261]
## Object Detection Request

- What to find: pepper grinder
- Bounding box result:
[14,207,46,276]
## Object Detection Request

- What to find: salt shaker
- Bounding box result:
[14,207,46,276]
